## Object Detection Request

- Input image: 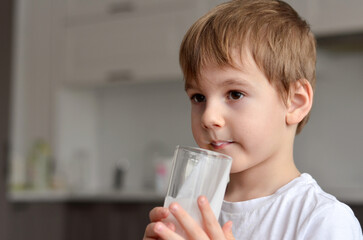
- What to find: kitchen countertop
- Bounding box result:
[8,189,165,203]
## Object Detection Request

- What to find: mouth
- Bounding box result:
[210,140,234,150]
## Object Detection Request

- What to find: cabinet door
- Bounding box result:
[66,0,195,23]
[65,203,162,240]
[309,0,363,36]
[10,0,55,189]
[274,0,363,36]
[65,10,198,85]
[66,0,128,21]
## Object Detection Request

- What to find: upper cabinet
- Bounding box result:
[66,0,196,22]
[309,0,363,36]
[65,0,363,86]
[64,0,363,86]
[285,0,363,37]
[64,0,211,86]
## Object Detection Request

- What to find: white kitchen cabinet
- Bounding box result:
[64,0,363,86]
[66,0,196,24]
[285,0,363,36]
[309,0,363,36]
[66,0,123,21]
[64,2,208,86]
[10,0,101,194]
[10,0,56,189]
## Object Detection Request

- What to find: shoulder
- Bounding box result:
[293,174,363,239]
[303,200,362,239]
[282,173,346,208]
[275,173,338,210]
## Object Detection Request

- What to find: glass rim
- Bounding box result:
[176,145,232,162]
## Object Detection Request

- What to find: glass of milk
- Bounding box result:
[163,146,232,238]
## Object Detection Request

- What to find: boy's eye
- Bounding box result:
[191,94,206,103]
[228,91,244,100]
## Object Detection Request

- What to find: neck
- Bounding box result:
[224,148,300,202]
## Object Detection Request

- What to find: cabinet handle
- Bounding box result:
[107,2,135,15]
[106,69,134,83]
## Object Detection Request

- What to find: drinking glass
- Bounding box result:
[163,146,232,237]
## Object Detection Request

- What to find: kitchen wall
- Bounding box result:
[294,47,363,203]
[56,79,195,192]
[89,47,363,201]
[97,80,195,191]
[55,46,363,202]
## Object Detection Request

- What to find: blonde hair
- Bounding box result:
[179,0,316,134]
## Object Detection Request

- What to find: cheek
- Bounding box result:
[232,118,262,147]
[231,106,283,147]
[191,109,199,130]
[191,110,203,143]
[242,104,287,153]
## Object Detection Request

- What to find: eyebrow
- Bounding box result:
[184,83,194,91]
[221,78,252,88]
[185,78,252,92]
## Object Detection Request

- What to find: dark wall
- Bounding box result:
[349,204,363,229]
[0,0,13,238]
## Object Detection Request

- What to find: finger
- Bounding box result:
[197,196,225,239]
[144,222,176,240]
[222,221,235,240]
[164,221,176,232]
[149,207,170,222]
[169,202,209,240]
[153,222,185,240]
[144,222,160,239]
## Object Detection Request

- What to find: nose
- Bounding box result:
[201,102,225,129]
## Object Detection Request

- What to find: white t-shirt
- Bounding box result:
[219,173,362,240]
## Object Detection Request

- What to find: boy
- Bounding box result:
[143,0,363,239]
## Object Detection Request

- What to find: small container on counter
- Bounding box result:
[154,156,172,194]
[113,159,130,190]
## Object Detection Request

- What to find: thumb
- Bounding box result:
[222,221,235,240]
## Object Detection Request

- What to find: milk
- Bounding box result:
[163,168,229,237]
[163,196,201,238]
[162,146,232,237]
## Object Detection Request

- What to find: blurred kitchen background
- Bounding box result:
[0,0,362,239]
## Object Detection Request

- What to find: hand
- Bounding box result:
[143,206,176,240]
[151,196,235,240]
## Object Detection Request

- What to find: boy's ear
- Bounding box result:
[286,79,313,126]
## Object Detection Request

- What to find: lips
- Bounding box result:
[210,140,234,149]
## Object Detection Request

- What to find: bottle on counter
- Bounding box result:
[113,159,130,190]
[154,156,172,194]
[26,139,52,190]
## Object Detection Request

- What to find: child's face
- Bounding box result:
[185,51,291,174]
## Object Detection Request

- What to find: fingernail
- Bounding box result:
[155,222,164,233]
[227,221,233,231]
[199,196,207,205]
[161,208,168,216]
[170,203,179,213]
